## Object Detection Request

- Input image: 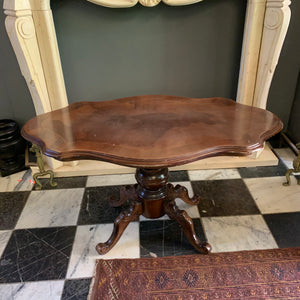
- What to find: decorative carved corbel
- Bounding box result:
[4,0,68,114]
[3,0,51,115]
[4,0,65,170]
[253,0,291,109]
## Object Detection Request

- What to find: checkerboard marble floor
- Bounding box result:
[0,147,299,300]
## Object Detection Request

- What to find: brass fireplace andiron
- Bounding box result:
[30,144,57,190]
[283,143,300,186]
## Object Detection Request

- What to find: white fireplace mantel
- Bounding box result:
[3,0,292,176]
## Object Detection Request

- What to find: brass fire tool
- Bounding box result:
[283,142,300,186]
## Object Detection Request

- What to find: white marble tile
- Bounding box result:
[244,176,300,214]
[273,147,299,170]
[0,280,64,300]
[15,189,84,229]
[202,215,278,253]
[0,230,12,258]
[139,214,170,221]
[67,222,140,279]
[86,173,136,187]
[0,170,33,192]
[202,215,278,252]
[188,168,241,181]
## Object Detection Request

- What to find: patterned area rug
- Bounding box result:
[89,248,300,300]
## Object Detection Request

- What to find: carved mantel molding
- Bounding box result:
[2,0,292,175]
[87,0,204,8]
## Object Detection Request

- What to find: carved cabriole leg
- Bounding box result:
[167,183,201,205]
[96,200,143,255]
[109,184,138,207]
[136,168,211,254]
[164,198,211,254]
[253,0,291,109]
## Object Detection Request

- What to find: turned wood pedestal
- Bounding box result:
[21,95,283,255]
[97,167,211,255]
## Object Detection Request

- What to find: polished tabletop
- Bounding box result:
[21,95,283,168]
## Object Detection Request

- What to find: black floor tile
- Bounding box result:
[61,278,92,300]
[140,219,206,257]
[169,171,189,182]
[238,159,287,178]
[33,176,87,190]
[192,179,260,217]
[263,212,300,248]
[0,192,29,230]
[0,226,76,283]
[77,186,133,225]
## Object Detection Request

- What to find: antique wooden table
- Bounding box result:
[21,95,282,255]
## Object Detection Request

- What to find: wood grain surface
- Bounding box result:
[21,96,283,168]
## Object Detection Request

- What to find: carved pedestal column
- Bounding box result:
[136,168,169,219]
[96,167,211,255]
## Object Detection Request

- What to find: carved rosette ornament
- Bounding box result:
[16,16,35,39]
[264,0,291,30]
[139,0,161,7]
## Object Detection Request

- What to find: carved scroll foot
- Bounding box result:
[164,199,211,254]
[109,184,138,207]
[96,200,143,255]
[167,183,201,205]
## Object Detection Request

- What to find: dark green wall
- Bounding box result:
[287,71,300,142]
[0,0,298,129]
[52,0,246,102]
